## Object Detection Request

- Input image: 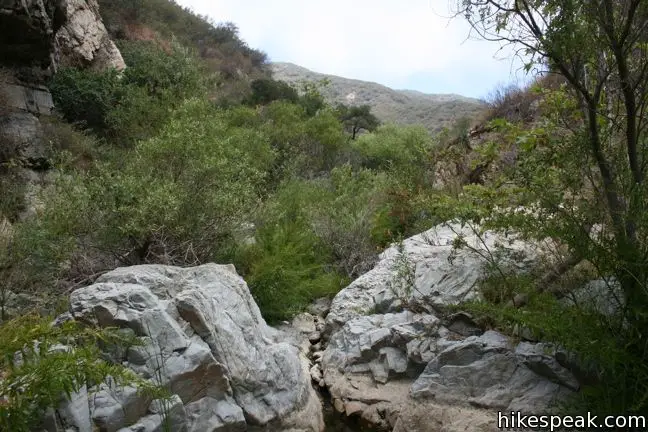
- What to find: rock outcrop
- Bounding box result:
[324,223,539,337]
[0,0,124,226]
[55,0,126,71]
[57,264,324,432]
[315,223,578,431]
[0,0,124,78]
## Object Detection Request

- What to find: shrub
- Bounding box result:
[352,124,435,186]
[245,78,299,106]
[0,168,26,222]
[0,314,163,431]
[20,99,273,283]
[50,40,210,146]
[238,220,344,322]
[49,67,121,134]
[484,82,540,123]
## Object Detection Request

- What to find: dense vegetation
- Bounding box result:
[0,0,647,426]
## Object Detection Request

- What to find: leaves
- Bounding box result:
[0,315,159,432]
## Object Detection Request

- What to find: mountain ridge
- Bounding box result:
[271,61,486,133]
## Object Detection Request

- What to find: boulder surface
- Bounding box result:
[319,223,577,431]
[63,263,324,432]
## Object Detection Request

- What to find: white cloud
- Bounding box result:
[175,0,530,97]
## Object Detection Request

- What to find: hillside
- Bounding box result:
[271,62,486,133]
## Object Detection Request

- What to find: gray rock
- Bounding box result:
[2,83,53,115]
[148,395,187,432]
[185,397,246,432]
[444,311,482,337]
[322,311,439,383]
[70,264,323,432]
[57,384,92,432]
[292,312,317,334]
[325,223,537,336]
[319,223,575,430]
[90,384,150,432]
[410,331,574,412]
[307,297,332,317]
[0,0,124,75]
[0,112,48,162]
[564,277,622,317]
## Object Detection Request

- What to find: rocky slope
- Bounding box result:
[41,223,585,432]
[271,62,485,134]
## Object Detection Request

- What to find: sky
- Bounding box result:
[175,0,532,99]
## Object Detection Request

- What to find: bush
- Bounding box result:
[245,78,299,106]
[352,124,435,186]
[484,82,541,123]
[238,220,344,323]
[0,168,26,222]
[239,165,391,317]
[49,67,121,134]
[50,40,210,146]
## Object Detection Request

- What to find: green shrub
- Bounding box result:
[245,78,299,106]
[0,169,26,222]
[50,40,210,146]
[352,124,434,185]
[0,314,163,432]
[238,220,344,323]
[49,67,121,134]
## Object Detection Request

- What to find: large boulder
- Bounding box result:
[319,223,577,431]
[324,223,538,337]
[67,264,324,432]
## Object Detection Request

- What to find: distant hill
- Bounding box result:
[271,62,486,134]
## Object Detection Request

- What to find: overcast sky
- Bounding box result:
[175,0,531,99]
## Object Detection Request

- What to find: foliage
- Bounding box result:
[245,78,299,106]
[98,0,268,68]
[295,79,330,117]
[50,40,209,146]
[352,124,435,186]
[236,211,344,322]
[335,104,380,140]
[4,99,273,299]
[443,0,648,411]
[48,67,121,134]
[0,314,163,432]
[0,169,25,223]
[259,101,347,181]
[484,82,541,123]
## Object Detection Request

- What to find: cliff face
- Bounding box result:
[55,0,126,71]
[0,0,124,222]
[0,0,124,82]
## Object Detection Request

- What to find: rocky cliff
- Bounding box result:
[0,0,124,222]
[0,0,124,81]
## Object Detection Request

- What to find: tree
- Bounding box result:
[245,78,299,106]
[336,104,380,139]
[455,0,648,414]
[458,0,648,325]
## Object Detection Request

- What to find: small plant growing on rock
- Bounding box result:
[0,314,164,431]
